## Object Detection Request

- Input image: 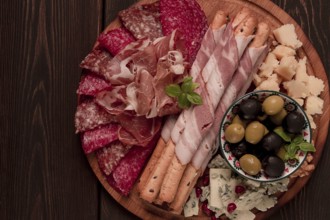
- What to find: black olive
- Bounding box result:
[250,144,270,161]
[262,155,285,177]
[261,131,284,152]
[283,111,305,134]
[238,98,262,121]
[229,141,250,159]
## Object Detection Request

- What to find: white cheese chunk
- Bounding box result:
[258,53,279,78]
[209,168,231,210]
[184,188,199,217]
[272,45,296,60]
[275,56,298,81]
[306,114,317,129]
[305,96,324,115]
[255,196,277,211]
[283,80,309,98]
[255,78,280,92]
[295,57,309,83]
[293,98,304,106]
[273,24,303,49]
[306,75,325,96]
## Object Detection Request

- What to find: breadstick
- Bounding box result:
[234,16,258,36]
[249,22,271,48]
[210,10,227,30]
[232,7,251,28]
[137,138,166,192]
[140,140,175,203]
[169,164,200,213]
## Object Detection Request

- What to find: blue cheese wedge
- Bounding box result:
[184,188,199,217]
[209,168,231,210]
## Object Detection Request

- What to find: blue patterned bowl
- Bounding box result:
[219,90,312,182]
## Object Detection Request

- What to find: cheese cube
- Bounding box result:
[295,57,309,83]
[258,53,279,78]
[275,56,298,81]
[273,24,303,49]
[305,96,324,115]
[283,80,309,98]
[293,98,304,106]
[255,77,280,92]
[272,45,296,60]
[306,114,316,129]
[306,75,325,96]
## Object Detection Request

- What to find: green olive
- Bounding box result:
[262,95,285,115]
[225,123,245,143]
[276,147,287,161]
[245,121,265,144]
[239,154,261,175]
[270,108,288,125]
[232,115,246,128]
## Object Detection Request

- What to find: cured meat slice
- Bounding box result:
[76,73,111,96]
[159,0,208,63]
[96,85,128,115]
[119,2,163,41]
[96,141,132,176]
[107,134,159,196]
[74,100,114,133]
[117,114,162,147]
[98,27,135,56]
[81,123,120,154]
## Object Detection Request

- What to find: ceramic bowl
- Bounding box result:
[219,90,312,182]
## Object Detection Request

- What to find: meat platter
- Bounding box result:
[75,0,330,219]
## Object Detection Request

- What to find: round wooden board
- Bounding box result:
[86,0,330,219]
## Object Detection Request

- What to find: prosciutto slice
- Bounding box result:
[192,45,269,170]
[174,23,254,165]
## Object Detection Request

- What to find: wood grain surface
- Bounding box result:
[0,0,329,220]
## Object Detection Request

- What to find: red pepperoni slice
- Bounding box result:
[159,0,208,63]
[119,2,163,41]
[81,123,119,154]
[77,73,111,96]
[96,141,131,176]
[74,100,114,133]
[98,27,135,56]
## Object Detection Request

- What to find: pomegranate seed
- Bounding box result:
[227,203,237,213]
[195,187,202,198]
[235,185,246,195]
[201,201,212,216]
[202,174,209,186]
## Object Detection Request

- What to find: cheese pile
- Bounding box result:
[253,24,325,129]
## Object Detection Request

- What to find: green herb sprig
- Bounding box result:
[165,77,203,109]
[274,127,315,160]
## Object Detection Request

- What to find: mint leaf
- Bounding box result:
[292,135,304,145]
[178,93,191,109]
[187,92,203,105]
[298,142,316,152]
[165,84,181,98]
[274,127,291,142]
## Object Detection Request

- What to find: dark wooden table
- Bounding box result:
[1,0,329,219]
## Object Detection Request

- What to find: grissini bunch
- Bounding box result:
[170,21,271,214]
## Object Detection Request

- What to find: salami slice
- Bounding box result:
[74,100,114,133]
[98,27,135,56]
[119,2,163,41]
[77,73,111,96]
[107,134,159,196]
[81,123,119,154]
[96,141,131,176]
[159,0,208,63]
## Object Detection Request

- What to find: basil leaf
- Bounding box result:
[274,127,291,142]
[298,142,316,152]
[183,76,193,84]
[187,92,203,105]
[178,93,191,109]
[165,84,181,98]
[293,135,304,145]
